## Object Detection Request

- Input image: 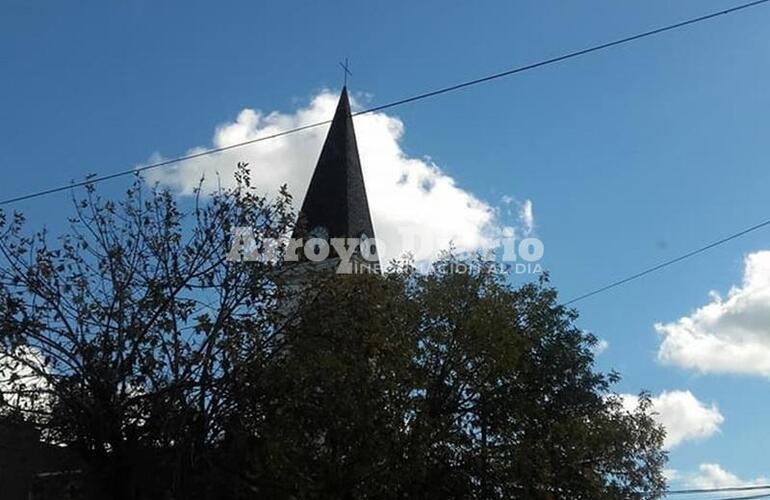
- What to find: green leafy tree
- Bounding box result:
[233,259,667,499]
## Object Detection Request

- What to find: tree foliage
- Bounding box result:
[0,168,666,499]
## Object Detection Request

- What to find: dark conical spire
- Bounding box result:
[293,87,376,245]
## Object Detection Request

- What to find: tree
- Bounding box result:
[0,168,666,499]
[231,258,667,499]
[0,164,295,499]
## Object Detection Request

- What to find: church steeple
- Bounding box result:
[293,87,377,251]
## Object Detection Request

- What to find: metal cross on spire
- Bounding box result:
[339,57,352,87]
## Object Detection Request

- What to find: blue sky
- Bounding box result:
[3,0,770,490]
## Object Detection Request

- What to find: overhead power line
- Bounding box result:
[706,493,770,500]
[1,0,769,207]
[0,121,332,207]
[667,483,770,495]
[564,217,770,305]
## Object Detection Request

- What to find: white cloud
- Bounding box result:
[687,463,768,489]
[656,250,770,377]
[146,90,520,263]
[620,390,723,449]
[519,199,535,236]
[663,468,680,483]
[0,347,50,415]
[593,338,609,355]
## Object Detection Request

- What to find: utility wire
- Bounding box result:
[359,0,770,116]
[564,217,770,305]
[700,493,770,500]
[0,121,333,207]
[1,0,769,207]
[668,484,770,495]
